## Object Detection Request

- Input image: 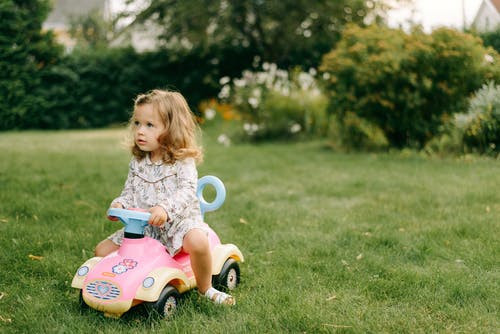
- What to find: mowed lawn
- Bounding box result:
[0,128,498,333]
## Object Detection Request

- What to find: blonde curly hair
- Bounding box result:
[129,89,203,163]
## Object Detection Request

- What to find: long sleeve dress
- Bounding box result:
[107,155,208,256]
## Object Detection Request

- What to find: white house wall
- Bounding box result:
[473,0,500,31]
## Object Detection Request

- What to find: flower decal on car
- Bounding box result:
[112,258,138,274]
[122,259,138,269]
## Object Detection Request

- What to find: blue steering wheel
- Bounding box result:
[107,208,151,235]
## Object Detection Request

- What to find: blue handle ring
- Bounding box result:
[197,176,226,218]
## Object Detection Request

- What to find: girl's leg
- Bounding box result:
[94,239,120,257]
[183,229,235,305]
[182,229,212,293]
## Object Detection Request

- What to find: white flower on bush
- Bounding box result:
[256,72,267,85]
[301,18,312,29]
[289,123,302,134]
[243,123,259,135]
[281,86,290,96]
[217,134,231,147]
[298,72,314,90]
[252,55,261,68]
[277,69,288,80]
[204,108,216,120]
[218,85,231,99]
[180,37,193,50]
[218,63,327,140]
[311,88,322,97]
[219,76,231,85]
[484,54,494,63]
[248,97,259,108]
[252,88,262,98]
[234,78,246,88]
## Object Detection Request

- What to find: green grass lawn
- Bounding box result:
[0,128,498,333]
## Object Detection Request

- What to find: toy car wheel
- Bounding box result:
[212,258,240,291]
[148,285,180,318]
[79,290,89,310]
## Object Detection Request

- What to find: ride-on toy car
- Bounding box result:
[71,176,244,318]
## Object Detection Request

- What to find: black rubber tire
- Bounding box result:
[147,285,180,318]
[212,258,240,291]
[79,290,89,310]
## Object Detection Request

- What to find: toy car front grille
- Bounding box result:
[85,280,121,301]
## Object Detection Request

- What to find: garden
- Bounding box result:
[0,0,499,332]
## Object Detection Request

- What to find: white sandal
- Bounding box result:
[202,287,236,306]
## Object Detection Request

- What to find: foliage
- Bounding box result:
[0,0,63,130]
[424,82,500,157]
[3,44,254,129]
[321,25,500,149]
[119,0,406,69]
[328,112,389,151]
[479,27,500,53]
[218,64,328,141]
[458,81,500,155]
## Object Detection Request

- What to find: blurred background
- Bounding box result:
[1,0,499,155]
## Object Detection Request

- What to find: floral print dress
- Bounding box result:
[107,155,208,256]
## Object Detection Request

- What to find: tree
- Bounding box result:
[117,0,406,69]
[479,27,500,53]
[0,0,62,129]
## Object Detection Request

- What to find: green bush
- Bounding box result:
[219,65,328,141]
[479,27,500,53]
[11,45,253,129]
[328,112,389,151]
[0,0,63,130]
[320,25,500,149]
[424,82,500,156]
[459,81,500,155]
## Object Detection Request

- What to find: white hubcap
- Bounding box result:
[163,296,177,317]
[227,268,238,290]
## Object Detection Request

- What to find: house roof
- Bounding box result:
[492,0,500,12]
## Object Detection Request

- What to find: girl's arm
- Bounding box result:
[110,161,135,209]
[158,158,198,223]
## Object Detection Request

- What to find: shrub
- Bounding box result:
[459,81,500,155]
[2,35,255,129]
[328,112,389,151]
[479,27,500,53]
[23,44,251,129]
[0,0,63,130]
[320,25,500,149]
[424,82,500,156]
[219,64,328,141]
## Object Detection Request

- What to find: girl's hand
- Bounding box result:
[149,206,168,226]
[108,202,124,221]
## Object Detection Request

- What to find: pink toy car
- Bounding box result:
[71,176,244,318]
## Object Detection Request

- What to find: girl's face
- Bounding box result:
[132,104,166,161]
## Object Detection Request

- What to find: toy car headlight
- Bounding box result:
[143,277,155,288]
[77,266,89,276]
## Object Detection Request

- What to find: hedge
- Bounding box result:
[321,25,500,148]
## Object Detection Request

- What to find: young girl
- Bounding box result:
[94,89,235,305]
